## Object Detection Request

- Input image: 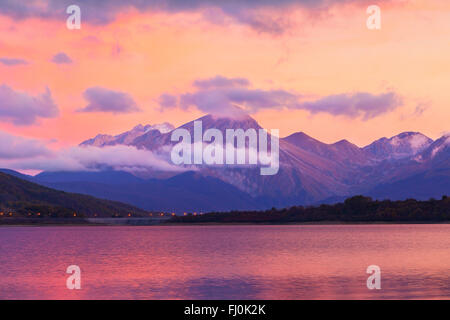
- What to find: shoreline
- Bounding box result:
[1,219,450,227]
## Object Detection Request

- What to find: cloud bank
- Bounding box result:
[0,84,59,125]
[0,0,395,34]
[159,76,403,120]
[300,92,403,120]
[0,133,184,173]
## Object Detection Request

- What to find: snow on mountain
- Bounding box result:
[149,122,174,134]
[430,136,450,159]
[80,134,116,147]
[367,133,450,201]
[363,132,433,160]
[80,123,174,147]
[414,134,450,164]
[132,114,263,151]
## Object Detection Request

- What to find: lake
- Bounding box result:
[1,224,449,299]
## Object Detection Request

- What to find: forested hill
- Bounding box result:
[0,172,148,217]
[170,195,450,224]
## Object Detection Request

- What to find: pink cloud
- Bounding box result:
[0,84,59,126]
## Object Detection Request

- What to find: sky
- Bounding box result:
[0,0,449,173]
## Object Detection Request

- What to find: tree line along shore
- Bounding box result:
[169,195,450,224]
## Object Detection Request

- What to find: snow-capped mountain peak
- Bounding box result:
[416,134,450,162]
[148,122,175,134]
[364,132,433,160]
[80,134,115,147]
[80,122,175,147]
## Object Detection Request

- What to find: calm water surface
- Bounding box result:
[1,224,449,299]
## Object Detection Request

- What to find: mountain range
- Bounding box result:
[3,114,448,213]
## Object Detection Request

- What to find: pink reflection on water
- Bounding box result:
[0,225,450,299]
